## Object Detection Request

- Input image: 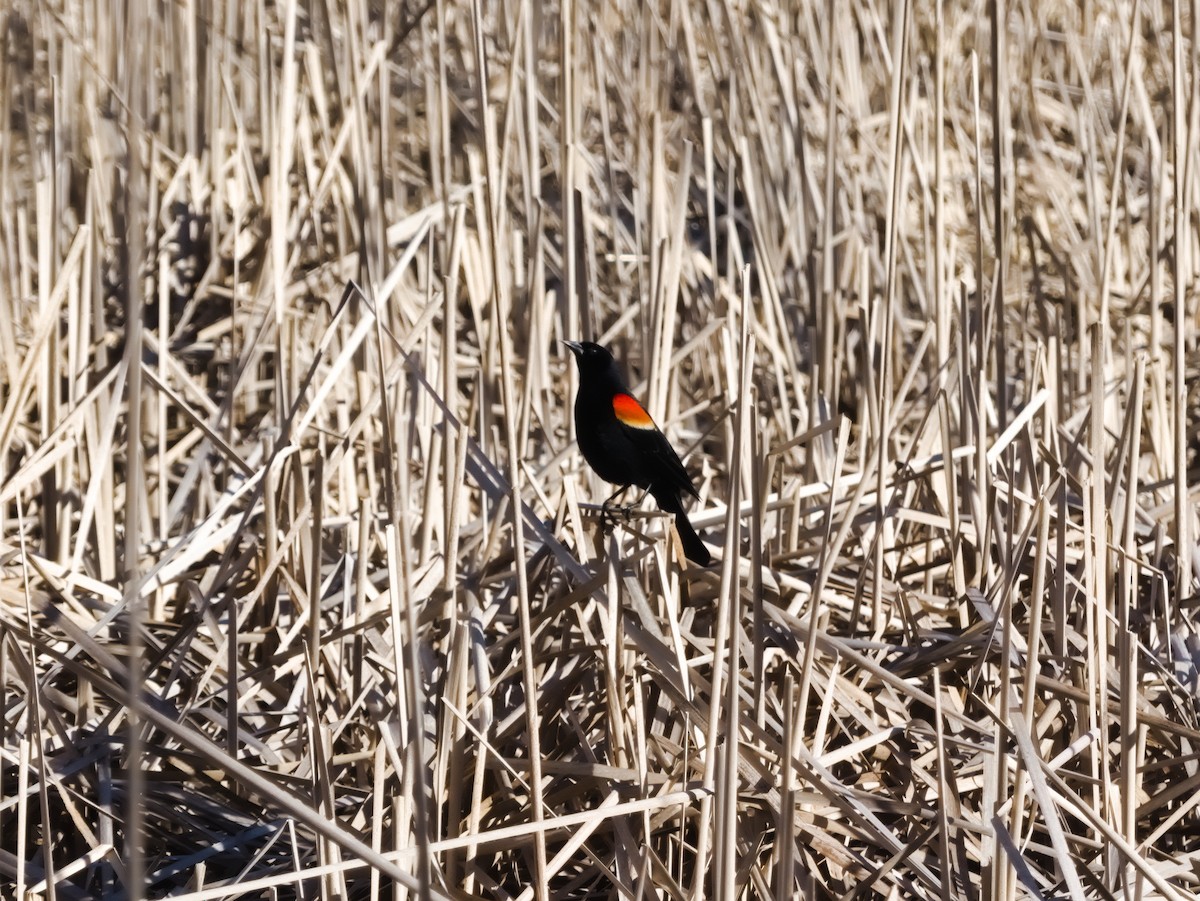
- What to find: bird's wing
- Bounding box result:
[611,393,657,430]
[612,393,701,501]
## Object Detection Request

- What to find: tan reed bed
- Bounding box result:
[1,0,1199,898]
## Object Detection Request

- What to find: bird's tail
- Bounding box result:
[672,510,712,566]
[653,489,712,565]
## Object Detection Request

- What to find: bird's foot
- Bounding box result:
[598,486,637,528]
[598,500,636,529]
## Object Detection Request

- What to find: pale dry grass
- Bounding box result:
[1,1,1199,899]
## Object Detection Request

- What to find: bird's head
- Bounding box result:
[563,340,613,370]
[563,340,626,390]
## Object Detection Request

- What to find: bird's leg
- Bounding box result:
[600,485,650,525]
[600,485,635,526]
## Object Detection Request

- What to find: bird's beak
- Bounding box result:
[562,340,583,357]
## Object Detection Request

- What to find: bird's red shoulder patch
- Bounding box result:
[612,393,656,429]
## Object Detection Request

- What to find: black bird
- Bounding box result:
[564,341,711,565]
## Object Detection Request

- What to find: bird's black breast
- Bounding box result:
[574,394,650,488]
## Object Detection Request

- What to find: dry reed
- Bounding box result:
[1,1,1199,899]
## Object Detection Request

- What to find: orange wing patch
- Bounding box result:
[612,393,656,429]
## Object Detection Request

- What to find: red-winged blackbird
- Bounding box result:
[564,340,712,565]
